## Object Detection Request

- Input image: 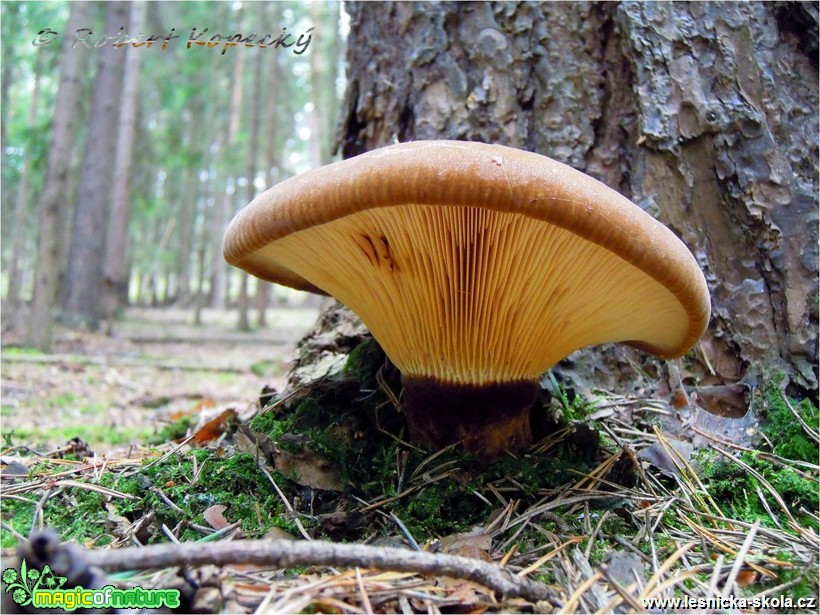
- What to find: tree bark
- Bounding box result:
[60,1,130,329]
[333,1,817,395]
[27,1,94,351]
[101,0,146,322]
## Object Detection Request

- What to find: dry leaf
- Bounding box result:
[735,569,759,587]
[192,408,237,445]
[439,529,492,560]
[1,458,29,480]
[272,435,345,492]
[203,504,230,530]
[637,438,693,478]
[439,577,491,611]
[171,398,217,421]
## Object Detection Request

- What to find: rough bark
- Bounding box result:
[27,1,93,351]
[101,0,146,320]
[60,1,129,328]
[333,1,817,395]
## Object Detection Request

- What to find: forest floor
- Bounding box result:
[1,306,318,452]
[1,306,818,613]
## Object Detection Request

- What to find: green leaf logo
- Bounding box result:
[2,560,67,606]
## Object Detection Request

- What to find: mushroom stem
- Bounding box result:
[400,376,540,458]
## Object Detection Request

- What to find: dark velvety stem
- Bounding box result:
[400,376,540,458]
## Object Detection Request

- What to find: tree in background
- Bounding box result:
[4,1,344,343]
[101,0,146,323]
[60,1,129,328]
[236,2,267,332]
[26,1,93,350]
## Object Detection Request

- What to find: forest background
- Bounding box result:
[2,1,342,348]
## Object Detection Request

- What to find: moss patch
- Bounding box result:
[244,339,593,541]
[758,374,819,464]
[695,373,819,531]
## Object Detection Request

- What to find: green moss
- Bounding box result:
[0,446,319,549]
[250,360,280,377]
[249,407,292,436]
[244,344,603,543]
[357,438,598,539]
[694,374,819,532]
[765,553,820,601]
[698,450,818,530]
[343,337,385,385]
[1,500,34,548]
[1,485,112,549]
[758,374,819,464]
[146,415,197,445]
[107,450,305,541]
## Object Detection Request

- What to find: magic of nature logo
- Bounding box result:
[2,559,180,611]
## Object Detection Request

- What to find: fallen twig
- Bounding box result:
[83,538,560,603]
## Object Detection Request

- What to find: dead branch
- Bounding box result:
[83,538,559,604]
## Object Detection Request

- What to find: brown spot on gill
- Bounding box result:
[354,234,379,267]
[373,234,396,272]
[355,233,397,272]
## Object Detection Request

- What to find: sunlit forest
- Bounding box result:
[2,1,345,346]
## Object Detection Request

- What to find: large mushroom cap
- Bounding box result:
[224,140,710,455]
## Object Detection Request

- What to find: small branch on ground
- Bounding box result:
[83,538,560,604]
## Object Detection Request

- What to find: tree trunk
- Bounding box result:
[255,3,283,329]
[237,21,266,333]
[5,47,43,314]
[210,49,245,310]
[310,1,342,164]
[174,164,198,305]
[26,0,93,351]
[60,1,129,329]
[307,0,324,168]
[101,0,146,322]
[1,2,21,221]
[139,216,175,306]
[326,1,817,397]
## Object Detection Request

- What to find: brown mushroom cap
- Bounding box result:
[224,140,710,454]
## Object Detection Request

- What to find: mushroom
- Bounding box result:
[224,141,710,457]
